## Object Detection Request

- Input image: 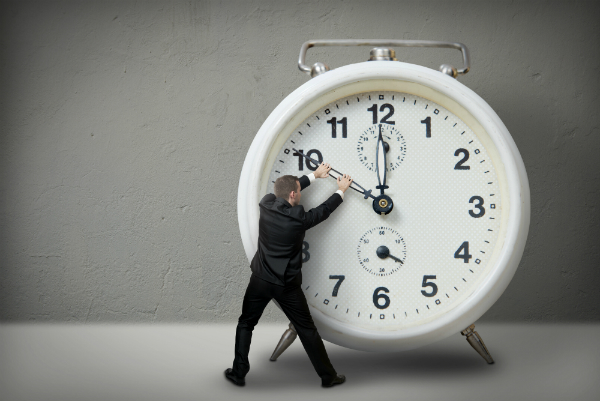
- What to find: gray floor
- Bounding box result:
[1,323,598,401]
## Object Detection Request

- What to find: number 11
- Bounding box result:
[327,117,347,138]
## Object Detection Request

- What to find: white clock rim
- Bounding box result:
[238,61,530,351]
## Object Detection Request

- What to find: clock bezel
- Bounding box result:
[238,61,530,351]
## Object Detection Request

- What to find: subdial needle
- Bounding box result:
[376,245,403,264]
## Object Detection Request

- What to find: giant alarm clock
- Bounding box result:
[237,40,530,359]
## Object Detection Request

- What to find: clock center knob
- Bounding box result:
[376,245,390,259]
[373,194,394,215]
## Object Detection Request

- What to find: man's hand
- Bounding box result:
[337,174,353,193]
[314,162,332,179]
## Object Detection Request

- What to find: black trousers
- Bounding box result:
[231,274,337,383]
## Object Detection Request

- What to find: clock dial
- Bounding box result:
[357,226,407,277]
[266,90,503,331]
[358,125,406,172]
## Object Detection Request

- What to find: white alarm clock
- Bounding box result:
[238,40,530,361]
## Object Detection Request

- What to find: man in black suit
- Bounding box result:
[225,163,353,388]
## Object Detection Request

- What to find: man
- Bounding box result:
[225,162,353,387]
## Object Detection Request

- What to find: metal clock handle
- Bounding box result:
[298,39,471,78]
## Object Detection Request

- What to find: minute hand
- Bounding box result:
[376,124,389,194]
[291,148,375,200]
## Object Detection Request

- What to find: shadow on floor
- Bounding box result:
[246,344,495,389]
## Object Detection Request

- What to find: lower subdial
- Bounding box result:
[357,226,407,276]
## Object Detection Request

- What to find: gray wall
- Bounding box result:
[1,0,598,323]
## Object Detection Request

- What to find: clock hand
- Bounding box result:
[291,148,375,200]
[376,245,404,264]
[375,124,389,195]
[367,127,394,216]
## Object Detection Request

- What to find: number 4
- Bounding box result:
[454,241,472,263]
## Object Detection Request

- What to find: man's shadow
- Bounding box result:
[249,341,494,389]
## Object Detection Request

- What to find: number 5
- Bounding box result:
[421,275,438,297]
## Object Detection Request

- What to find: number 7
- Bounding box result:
[329,275,345,297]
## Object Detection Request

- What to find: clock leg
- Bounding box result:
[269,323,297,361]
[461,324,494,364]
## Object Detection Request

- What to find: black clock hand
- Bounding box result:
[291,148,375,200]
[376,245,404,264]
[376,124,389,195]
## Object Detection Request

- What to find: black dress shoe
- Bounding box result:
[322,374,346,387]
[224,368,245,386]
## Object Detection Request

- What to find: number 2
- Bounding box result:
[454,148,470,170]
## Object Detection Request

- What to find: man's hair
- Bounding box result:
[274,175,299,199]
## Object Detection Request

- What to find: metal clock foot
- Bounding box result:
[461,324,494,364]
[269,323,297,361]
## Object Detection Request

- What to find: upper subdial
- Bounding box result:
[357,125,407,172]
[357,226,407,277]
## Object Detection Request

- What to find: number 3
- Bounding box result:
[469,196,485,218]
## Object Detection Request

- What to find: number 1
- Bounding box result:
[421,116,431,138]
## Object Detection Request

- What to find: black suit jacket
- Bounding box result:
[250,175,343,286]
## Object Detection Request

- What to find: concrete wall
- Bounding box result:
[1,0,598,323]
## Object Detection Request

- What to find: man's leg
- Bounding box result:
[274,284,337,384]
[231,274,273,379]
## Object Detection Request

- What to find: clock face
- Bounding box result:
[265,90,503,331]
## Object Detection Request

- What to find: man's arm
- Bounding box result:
[299,162,332,191]
[299,175,311,191]
[302,174,353,230]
